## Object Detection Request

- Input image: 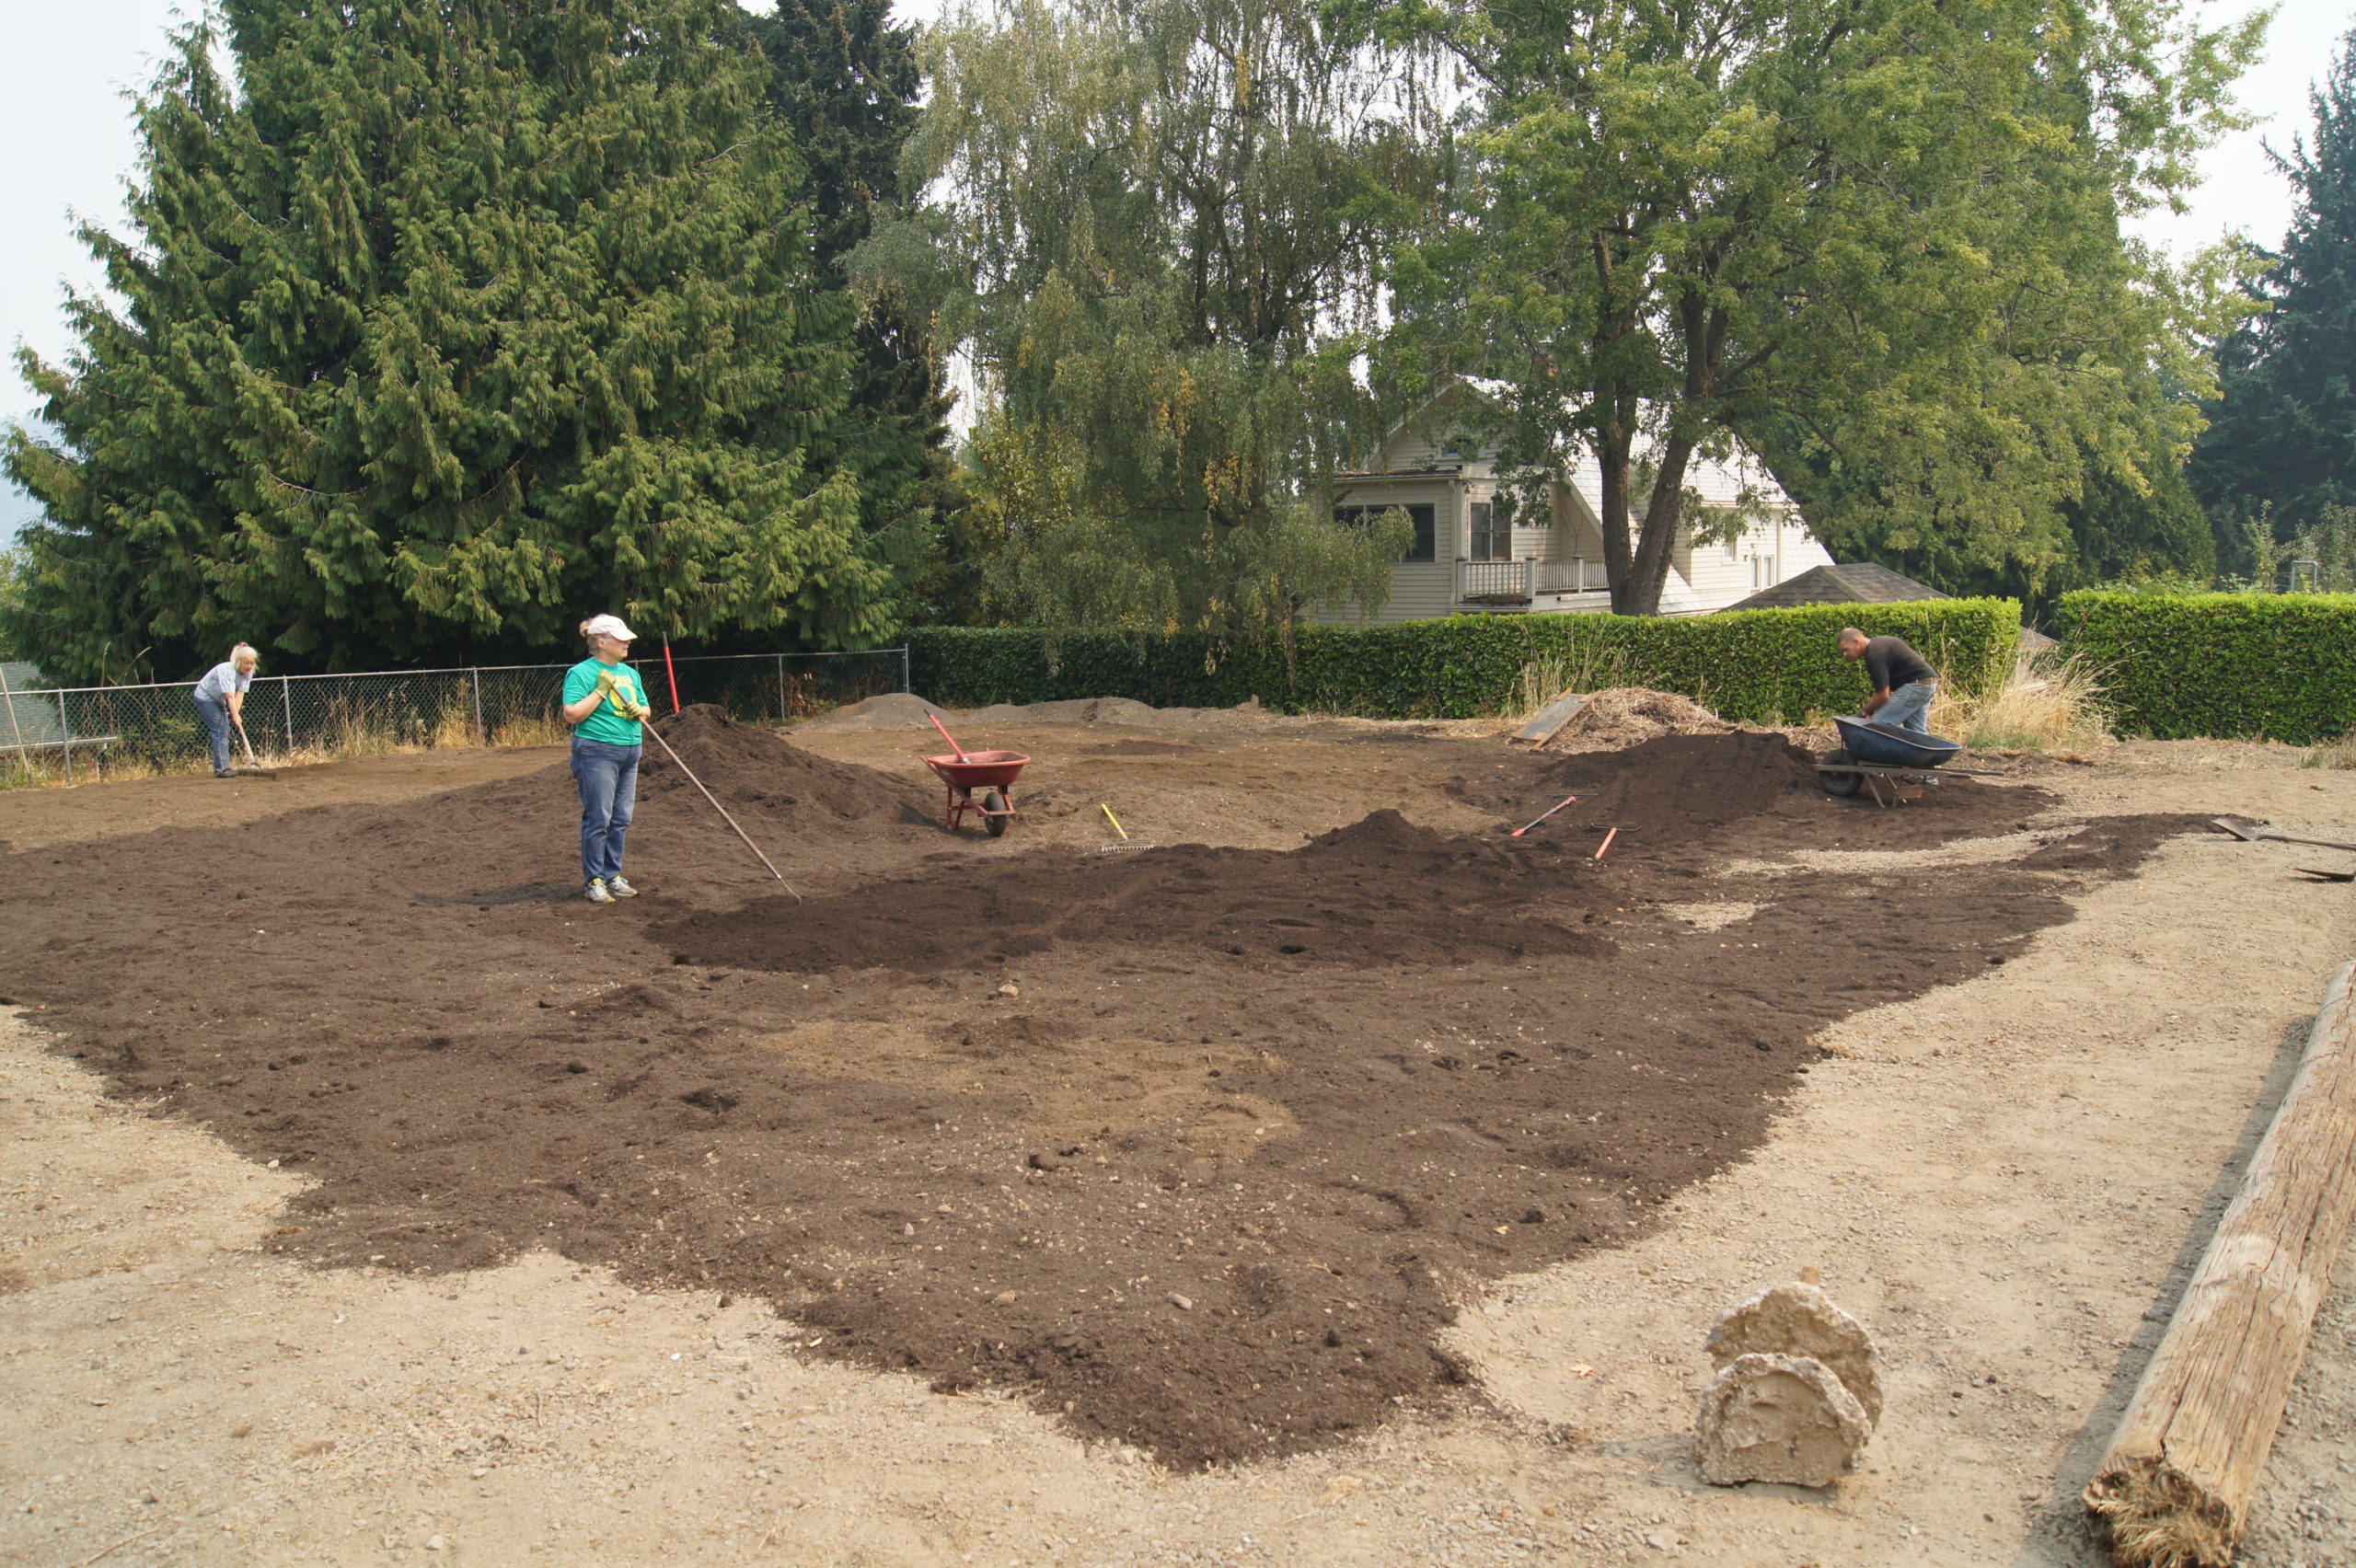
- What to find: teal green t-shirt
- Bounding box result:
[564,658,648,745]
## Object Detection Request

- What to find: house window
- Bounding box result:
[1724,536,1740,562]
[1467,502,1509,562]
[1336,503,1437,563]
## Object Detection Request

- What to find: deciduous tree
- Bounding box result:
[1381,0,2262,613]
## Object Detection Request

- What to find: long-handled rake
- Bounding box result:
[641,723,801,903]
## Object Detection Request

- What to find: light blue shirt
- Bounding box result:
[193,662,252,704]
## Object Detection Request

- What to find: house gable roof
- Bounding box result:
[1721,561,1946,612]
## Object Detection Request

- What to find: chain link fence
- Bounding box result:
[0,648,909,786]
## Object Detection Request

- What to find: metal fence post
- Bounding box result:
[777,654,787,723]
[281,674,295,755]
[0,665,29,777]
[57,691,73,785]
[899,644,910,695]
[470,667,486,745]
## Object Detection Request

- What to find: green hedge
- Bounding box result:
[2059,591,2356,743]
[909,600,2020,722]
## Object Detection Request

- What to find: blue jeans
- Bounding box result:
[1877,680,1936,733]
[572,738,641,883]
[194,696,234,775]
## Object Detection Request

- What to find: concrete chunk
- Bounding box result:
[1705,1282,1882,1425]
[1693,1352,1872,1487]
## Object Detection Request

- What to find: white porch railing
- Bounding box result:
[1455,559,1606,603]
[1536,559,1605,594]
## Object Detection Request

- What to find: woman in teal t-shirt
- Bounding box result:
[560,614,654,904]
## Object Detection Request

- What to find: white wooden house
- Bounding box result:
[1319,379,1833,623]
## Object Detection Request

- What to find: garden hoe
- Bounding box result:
[230,719,278,779]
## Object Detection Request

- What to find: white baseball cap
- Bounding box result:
[583,613,638,641]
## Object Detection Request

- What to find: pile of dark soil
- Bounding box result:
[641,706,931,830]
[0,727,2193,1468]
[655,810,1611,975]
[1450,730,2040,856]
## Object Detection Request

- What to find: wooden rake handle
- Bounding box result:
[642,724,801,903]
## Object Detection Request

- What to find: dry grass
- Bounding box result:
[0,706,574,790]
[492,714,571,747]
[1930,649,2114,753]
[2302,734,2356,770]
[1509,644,1631,721]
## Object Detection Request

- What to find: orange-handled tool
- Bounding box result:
[928,711,969,762]
[1509,793,1578,838]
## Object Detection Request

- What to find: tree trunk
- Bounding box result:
[1595,385,1646,614]
[1617,431,1697,616]
[1611,288,1723,616]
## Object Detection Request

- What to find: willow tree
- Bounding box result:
[1380,0,2264,613]
[861,0,1436,636]
[5,0,892,681]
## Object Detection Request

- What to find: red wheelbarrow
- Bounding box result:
[921,713,1028,836]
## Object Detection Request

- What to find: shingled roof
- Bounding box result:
[1721,561,1945,612]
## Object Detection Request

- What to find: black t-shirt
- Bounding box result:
[1863,636,1935,693]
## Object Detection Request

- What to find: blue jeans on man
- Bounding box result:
[194,696,234,777]
[1876,680,1938,783]
[572,737,641,884]
[1877,679,1936,733]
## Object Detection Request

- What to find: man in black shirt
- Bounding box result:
[1837,627,1938,733]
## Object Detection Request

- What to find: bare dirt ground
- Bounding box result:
[3,717,2353,1566]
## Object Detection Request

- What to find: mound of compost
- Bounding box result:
[330,706,934,905]
[653,809,1613,975]
[1453,728,2038,856]
[1539,686,1738,753]
[0,726,2196,1468]
[641,705,930,828]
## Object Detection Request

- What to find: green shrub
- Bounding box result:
[909,600,2021,721]
[2059,591,2356,743]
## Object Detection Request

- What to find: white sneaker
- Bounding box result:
[585,879,614,905]
[606,875,638,899]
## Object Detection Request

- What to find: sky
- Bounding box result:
[1,0,2349,543]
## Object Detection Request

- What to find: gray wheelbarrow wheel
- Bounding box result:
[983,789,1011,836]
[1819,749,1864,798]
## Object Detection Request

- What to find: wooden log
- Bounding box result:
[2084,961,2356,1568]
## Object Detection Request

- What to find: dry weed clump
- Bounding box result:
[2303,734,2356,770]
[1510,645,1631,721]
[1930,649,2113,754]
[1542,686,1738,753]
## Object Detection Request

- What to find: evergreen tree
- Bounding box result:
[2190,27,2356,547]
[739,0,959,620]
[6,0,890,682]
